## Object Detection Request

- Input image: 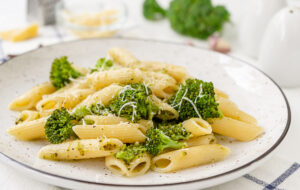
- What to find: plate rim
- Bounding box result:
[0,37,291,187]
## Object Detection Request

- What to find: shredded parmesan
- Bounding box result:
[118,101,137,121]
[119,85,136,101]
[171,85,182,106]
[194,83,204,103]
[182,97,202,118]
[143,82,150,96]
[172,87,188,112]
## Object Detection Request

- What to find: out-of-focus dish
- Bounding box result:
[55,0,127,38]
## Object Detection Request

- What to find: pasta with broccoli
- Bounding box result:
[7,48,263,177]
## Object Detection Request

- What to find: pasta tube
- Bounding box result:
[214,88,229,99]
[183,134,217,147]
[84,115,128,125]
[108,47,141,68]
[7,118,47,140]
[182,118,212,137]
[36,89,94,111]
[151,95,178,120]
[217,97,257,125]
[87,68,143,90]
[210,117,264,141]
[84,115,152,133]
[74,84,122,108]
[38,138,123,160]
[152,144,230,173]
[73,123,146,143]
[15,110,50,124]
[137,120,153,133]
[143,71,177,98]
[105,153,151,177]
[140,61,187,83]
[9,82,56,111]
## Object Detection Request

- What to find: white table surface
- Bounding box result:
[0,0,299,189]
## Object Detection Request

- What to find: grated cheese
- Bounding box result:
[118,101,137,121]
[194,83,204,103]
[182,97,202,118]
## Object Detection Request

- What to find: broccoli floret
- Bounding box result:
[115,143,147,165]
[156,122,191,141]
[90,103,111,116]
[143,0,167,20]
[108,84,158,122]
[45,107,76,144]
[72,84,159,123]
[72,103,110,121]
[142,0,230,40]
[90,58,114,73]
[145,128,186,156]
[50,56,82,89]
[72,106,92,121]
[169,79,222,121]
[168,0,230,39]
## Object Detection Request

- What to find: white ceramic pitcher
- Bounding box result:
[259,0,300,87]
[239,0,285,58]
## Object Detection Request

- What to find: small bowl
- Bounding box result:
[55,0,127,38]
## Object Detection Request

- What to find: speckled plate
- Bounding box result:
[0,38,290,190]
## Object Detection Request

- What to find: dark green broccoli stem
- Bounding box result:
[169,78,222,121]
[50,56,82,89]
[143,0,167,20]
[45,107,76,144]
[115,143,147,165]
[145,128,186,156]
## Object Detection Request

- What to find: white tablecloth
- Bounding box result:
[0,0,299,189]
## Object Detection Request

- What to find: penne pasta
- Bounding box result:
[7,118,47,140]
[214,88,229,99]
[74,84,122,109]
[87,68,143,90]
[143,71,178,98]
[38,138,123,160]
[84,115,128,125]
[217,97,257,125]
[151,95,179,120]
[108,47,141,68]
[15,110,44,124]
[182,118,212,137]
[105,153,151,177]
[73,123,146,143]
[72,65,90,75]
[140,61,187,83]
[210,117,264,141]
[152,144,230,173]
[83,115,152,133]
[183,134,217,147]
[137,120,153,133]
[36,89,94,111]
[9,82,56,111]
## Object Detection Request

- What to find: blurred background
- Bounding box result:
[0,0,299,189]
[0,0,274,62]
[1,0,299,87]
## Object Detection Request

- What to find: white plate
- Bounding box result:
[0,38,290,190]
